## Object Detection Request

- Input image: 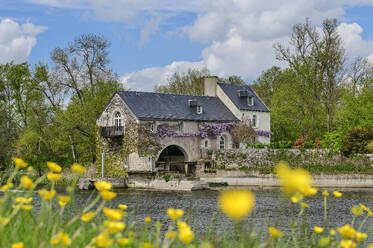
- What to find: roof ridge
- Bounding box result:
[117,90,218,98]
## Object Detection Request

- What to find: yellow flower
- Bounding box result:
[351,205,364,216]
[290,193,304,203]
[359,203,370,212]
[340,240,356,248]
[94,181,112,191]
[322,190,329,197]
[330,229,336,236]
[38,189,56,201]
[218,189,255,221]
[47,161,62,173]
[21,176,35,189]
[0,183,13,192]
[165,231,177,238]
[13,158,28,168]
[71,163,86,174]
[319,237,330,247]
[355,232,367,242]
[167,208,185,220]
[338,224,356,239]
[314,226,324,234]
[301,202,309,208]
[15,197,32,204]
[268,227,283,238]
[50,231,71,245]
[23,205,33,211]
[58,195,71,207]
[178,225,194,244]
[333,191,342,198]
[144,216,152,223]
[275,162,315,196]
[11,242,24,248]
[100,190,117,201]
[118,204,128,210]
[103,207,126,220]
[142,242,153,248]
[0,217,10,225]
[104,221,126,233]
[117,238,130,246]
[47,172,61,182]
[93,233,113,247]
[81,211,95,222]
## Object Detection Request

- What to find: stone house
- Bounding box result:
[96,76,270,174]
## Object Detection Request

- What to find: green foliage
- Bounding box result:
[163,173,171,182]
[341,127,373,156]
[322,131,344,152]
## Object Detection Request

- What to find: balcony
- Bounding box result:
[100,126,124,138]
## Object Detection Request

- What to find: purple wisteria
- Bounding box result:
[155,122,271,139]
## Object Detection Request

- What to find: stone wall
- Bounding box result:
[210,148,371,170]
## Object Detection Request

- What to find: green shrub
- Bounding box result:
[254,143,265,149]
[341,127,373,156]
[322,131,344,152]
[163,173,171,182]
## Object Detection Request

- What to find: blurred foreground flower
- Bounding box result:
[50,231,71,245]
[71,163,86,174]
[218,189,255,221]
[81,211,95,222]
[57,196,70,207]
[314,226,323,234]
[38,189,56,201]
[103,208,125,220]
[167,208,185,220]
[11,242,24,248]
[47,162,62,173]
[333,191,342,198]
[21,176,35,190]
[12,158,28,168]
[268,227,283,238]
[94,181,113,192]
[47,172,61,182]
[338,224,356,239]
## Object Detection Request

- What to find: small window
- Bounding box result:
[252,115,257,128]
[150,122,156,132]
[204,140,208,148]
[219,136,225,150]
[248,96,254,106]
[114,112,122,130]
[197,105,203,114]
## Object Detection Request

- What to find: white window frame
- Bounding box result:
[114,112,122,130]
[197,105,203,114]
[248,96,254,106]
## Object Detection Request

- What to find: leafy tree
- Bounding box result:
[252,66,283,107]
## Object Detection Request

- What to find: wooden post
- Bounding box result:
[184,163,188,175]
[101,152,105,178]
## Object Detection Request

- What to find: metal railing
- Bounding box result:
[100,126,124,138]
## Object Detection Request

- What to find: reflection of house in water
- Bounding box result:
[96,76,270,176]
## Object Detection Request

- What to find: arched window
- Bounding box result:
[114,112,122,130]
[219,136,225,150]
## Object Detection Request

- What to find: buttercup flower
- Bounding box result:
[338,224,356,239]
[47,172,61,182]
[57,195,71,207]
[314,226,324,234]
[15,197,32,204]
[144,216,151,223]
[178,225,194,244]
[13,158,28,168]
[355,232,367,242]
[94,181,112,191]
[322,190,329,197]
[103,208,126,220]
[100,190,117,201]
[301,202,309,208]
[81,211,95,222]
[71,163,86,174]
[47,161,62,173]
[0,217,10,225]
[11,242,24,248]
[104,221,126,234]
[93,233,113,247]
[218,189,255,220]
[167,208,185,220]
[142,242,153,248]
[165,231,177,238]
[118,204,128,210]
[117,238,130,246]
[351,205,364,216]
[50,231,71,245]
[333,191,342,198]
[268,227,283,238]
[319,237,330,246]
[21,176,35,190]
[38,189,56,201]
[340,239,357,248]
[0,183,13,192]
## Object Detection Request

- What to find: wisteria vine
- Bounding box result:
[155,122,271,139]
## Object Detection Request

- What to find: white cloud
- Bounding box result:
[0,19,47,64]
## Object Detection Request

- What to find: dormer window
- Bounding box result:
[114,112,122,131]
[248,96,254,106]
[197,105,203,114]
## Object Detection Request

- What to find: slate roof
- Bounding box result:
[218,83,270,112]
[117,91,239,122]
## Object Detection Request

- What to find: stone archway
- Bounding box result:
[155,144,189,173]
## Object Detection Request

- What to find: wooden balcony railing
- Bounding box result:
[100,126,124,138]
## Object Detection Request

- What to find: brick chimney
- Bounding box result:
[204,76,218,96]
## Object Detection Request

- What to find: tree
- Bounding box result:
[155,68,244,95]
[252,66,283,107]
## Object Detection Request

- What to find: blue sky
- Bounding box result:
[2,0,373,91]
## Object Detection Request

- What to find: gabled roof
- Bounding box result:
[218,83,270,112]
[116,91,239,122]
